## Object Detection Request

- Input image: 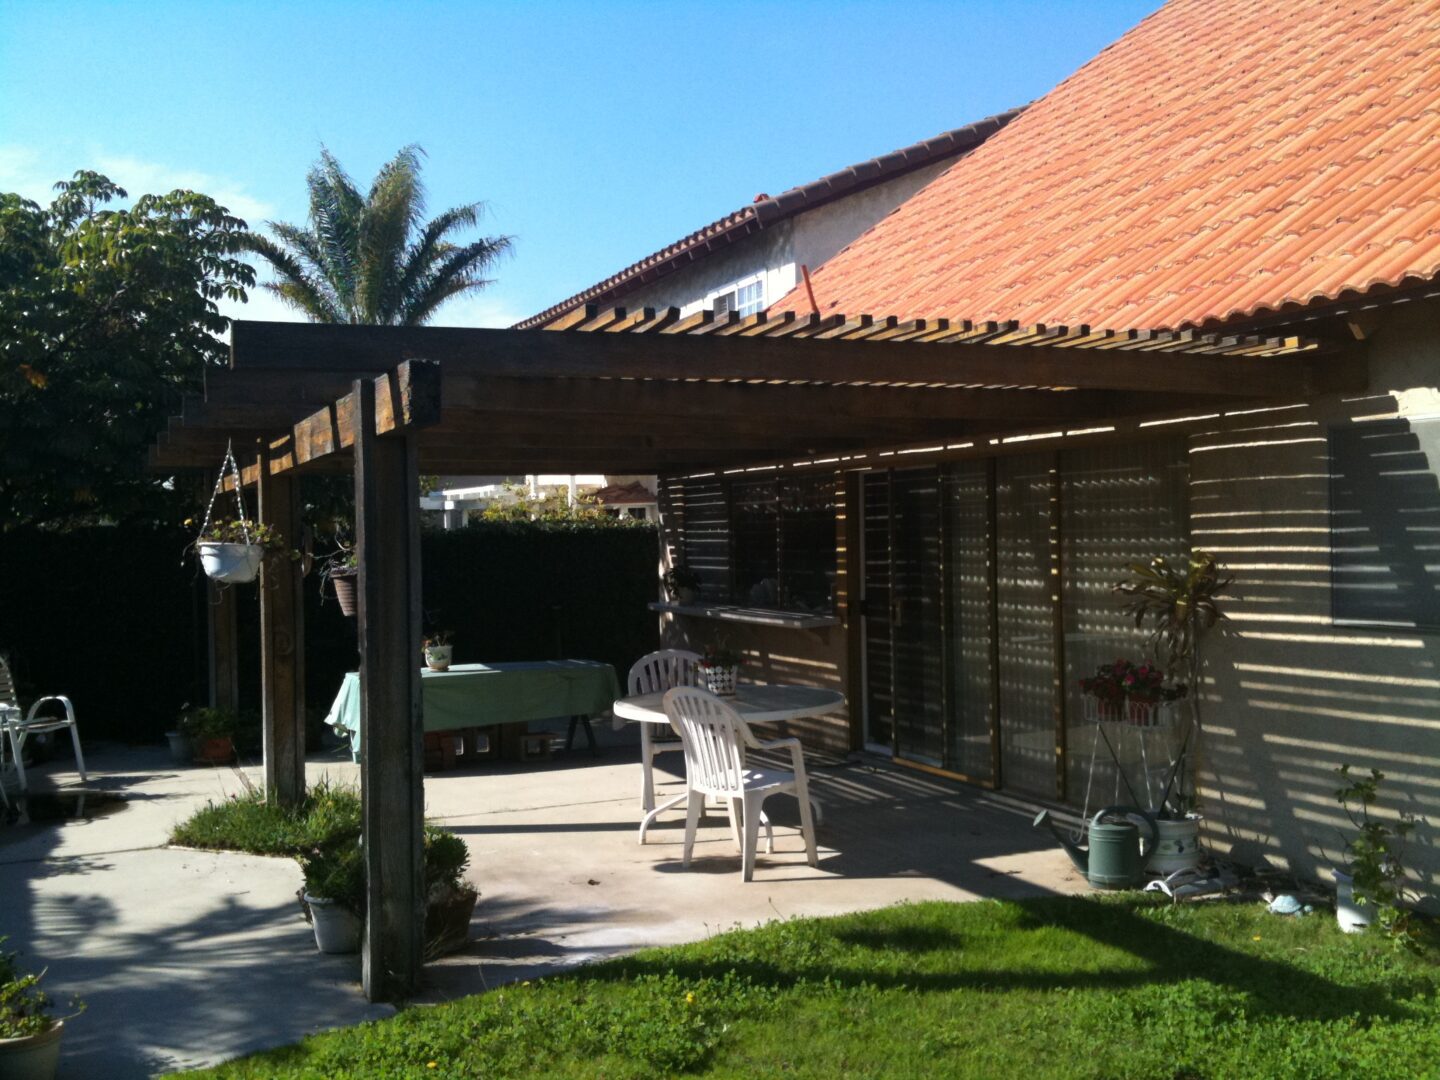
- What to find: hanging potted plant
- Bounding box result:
[299,841,365,954]
[423,632,454,672]
[321,549,360,616]
[190,518,289,585]
[0,940,82,1080]
[699,642,742,697]
[1113,550,1232,870]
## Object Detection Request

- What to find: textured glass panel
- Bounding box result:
[891,469,944,765]
[1061,438,1190,807]
[779,474,838,612]
[996,454,1059,798]
[731,477,779,604]
[944,461,994,781]
[679,479,731,600]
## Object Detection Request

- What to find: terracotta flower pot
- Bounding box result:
[0,1019,63,1080]
[330,572,358,616]
[193,735,234,765]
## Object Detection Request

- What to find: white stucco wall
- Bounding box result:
[1193,298,1440,906]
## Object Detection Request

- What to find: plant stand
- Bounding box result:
[1075,699,1185,841]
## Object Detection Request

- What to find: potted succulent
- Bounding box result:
[191,517,290,585]
[0,940,82,1080]
[321,549,359,616]
[423,631,454,672]
[299,841,365,954]
[662,565,702,604]
[423,827,479,959]
[178,706,239,765]
[699,642,742,697]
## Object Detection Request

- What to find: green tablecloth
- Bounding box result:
[325,660,620,758]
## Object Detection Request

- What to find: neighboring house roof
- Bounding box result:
[591,481,657,507]
[514,109,1023,329]
[771,0,1440,330]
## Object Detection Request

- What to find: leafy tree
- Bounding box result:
[0,172,253,528]
[241,145,512,325]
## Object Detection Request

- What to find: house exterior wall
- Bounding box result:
[1193,298,1440,905]
[615,162,957,318]
[653,300,1439,903]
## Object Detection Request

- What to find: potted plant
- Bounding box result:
[662,565,702,604]
[1330,765,1417,937]
[423,827,478,959]
[299,841,365,954]
[178,706,238,765]
[0,940,81,1080]
[699,642,742,697]
[321,549,359,616]
[190,517,290,585]
[423,632,454,672]
[1112,551,1232,861]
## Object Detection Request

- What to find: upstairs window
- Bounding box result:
[710,277,765,319]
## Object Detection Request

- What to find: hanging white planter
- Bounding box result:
[198,541,264,584]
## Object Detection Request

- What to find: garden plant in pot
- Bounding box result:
[662,565,701,604]
[0,940,82,1080]
[700,642,742,697]
[191,518,290,585]
[178,706,240,765]
[1330,765,1417,939]
[1113,551,1232,871]
[423,631,454,672]
[299,840,365,954]
[321,549,359,616]
[423,828,479,959]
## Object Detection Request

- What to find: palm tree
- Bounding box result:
[242,145,512,325]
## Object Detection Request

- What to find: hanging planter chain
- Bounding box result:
[197,439,252,547]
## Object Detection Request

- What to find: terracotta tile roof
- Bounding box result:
[515,109,1022,329]
[770,0,1440,330]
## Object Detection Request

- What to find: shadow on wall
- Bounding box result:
[1193,392,1440,908]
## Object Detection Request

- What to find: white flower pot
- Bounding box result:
[305,894,362,954]
[164,731,191,764]
[1147,815,1203,875]
[1332,869,1371,933]
[0,1019,63,1080]
[703,665,738,696]
[424,645,453,672]
[198,542,263,584]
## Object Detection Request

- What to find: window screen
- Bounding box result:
[1330,418,1440,630]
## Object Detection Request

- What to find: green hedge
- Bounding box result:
[0,521,659,744]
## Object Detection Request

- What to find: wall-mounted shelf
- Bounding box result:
[648,601,840,630]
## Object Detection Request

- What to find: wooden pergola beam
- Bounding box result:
[228,319,1337,397]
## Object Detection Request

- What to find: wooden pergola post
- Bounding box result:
[258,444,307,807]
[206,579,239,713]
[354,376,425,1003]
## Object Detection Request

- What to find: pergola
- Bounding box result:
[151,306,1360,1000]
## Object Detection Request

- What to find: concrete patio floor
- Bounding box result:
[1,726,1083,1077]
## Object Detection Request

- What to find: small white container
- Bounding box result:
[198,542,263,584]
[305,894,362,954]
[424,645,454,672]
[1332,869,1372,933]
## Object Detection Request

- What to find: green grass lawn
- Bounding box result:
[182,895,1440,1080]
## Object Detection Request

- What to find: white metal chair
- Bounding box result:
[624,649,701,812]
[663,686,818,882]
[0,657,86,795]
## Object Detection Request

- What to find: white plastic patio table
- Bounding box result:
[613,683,844,843]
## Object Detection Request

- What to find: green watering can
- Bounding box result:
[1034,805,1158,889]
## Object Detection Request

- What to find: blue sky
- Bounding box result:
[1,0,1159,329]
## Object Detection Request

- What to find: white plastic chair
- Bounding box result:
[663,686,818,882]
[0,657,86,794]
[625,649,701,812]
